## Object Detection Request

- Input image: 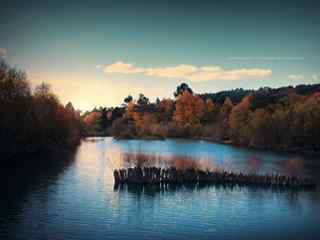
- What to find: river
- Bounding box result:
[1,137,320,240]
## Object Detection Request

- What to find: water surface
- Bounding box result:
[1,137,320,240]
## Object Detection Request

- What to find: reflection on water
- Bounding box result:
[114,182,315,201]
[0,150,77,239]
[107,138,320,179]
[1,137,320,240]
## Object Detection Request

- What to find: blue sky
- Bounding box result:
[1,0,319,110]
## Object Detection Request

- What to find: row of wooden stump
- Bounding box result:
[113,167,316,189]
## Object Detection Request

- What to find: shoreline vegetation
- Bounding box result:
[0,61,83,162]
[83,83,320,155]
[2,61,320,162]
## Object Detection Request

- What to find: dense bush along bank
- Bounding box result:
[0,61,82,161]
[83,83,320,153]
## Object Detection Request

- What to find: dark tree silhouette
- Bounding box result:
[137,94,149,105]
[99,107,109,130]
[0,61,82,161]
[65,102,75,112]
[174,83,193,97]
[124,95,133,104]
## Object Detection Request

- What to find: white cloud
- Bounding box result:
[288,74,305,81]
[187,67,271,81]
[101,61,272,81]
[103,61,144,74]
[146,64,198,78]
[0,48,7,58]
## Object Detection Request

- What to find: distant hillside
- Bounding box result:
[199,84,320,106]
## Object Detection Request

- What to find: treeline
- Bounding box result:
[200,88,253,104]
[0,61,82,161]
[81,106,124,136]
[83,83,320,152]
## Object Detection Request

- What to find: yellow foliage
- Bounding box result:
[173,91,205,127]
[229,95,251,143]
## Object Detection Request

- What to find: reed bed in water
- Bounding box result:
[113,153,316,189]
[121,153,215,170]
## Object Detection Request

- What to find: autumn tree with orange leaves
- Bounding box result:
[173,91,206,127]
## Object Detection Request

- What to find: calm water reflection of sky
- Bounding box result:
[1,137,320,240]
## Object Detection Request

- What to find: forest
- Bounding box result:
[83,83,320,153]
[1,60,320,162]
[0,61,83,162]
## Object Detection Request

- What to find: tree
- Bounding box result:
[248,108,275,148]
[158,98,174,122]
[0,62,31,158]
[123,101,136,121]
[99,107,109,130]
[173,91,205,129]
[34,82,51,97]
[65,102,80,118]
[200,88,253,105]
[212,97,233,141]
[1,61,82,161]
[220,97,233,115]
[229,96,252,144]
[0,61,30,101]
[83,111,102,126]
[202,99,217,124]
[124,95,133,104]
[137,93,149,105]
[174,83,193,97]
[291,93,320,150]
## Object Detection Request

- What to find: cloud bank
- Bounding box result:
[102,61,272,81]
[0,48,7,58]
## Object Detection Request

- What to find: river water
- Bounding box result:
[1,137,320,240]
